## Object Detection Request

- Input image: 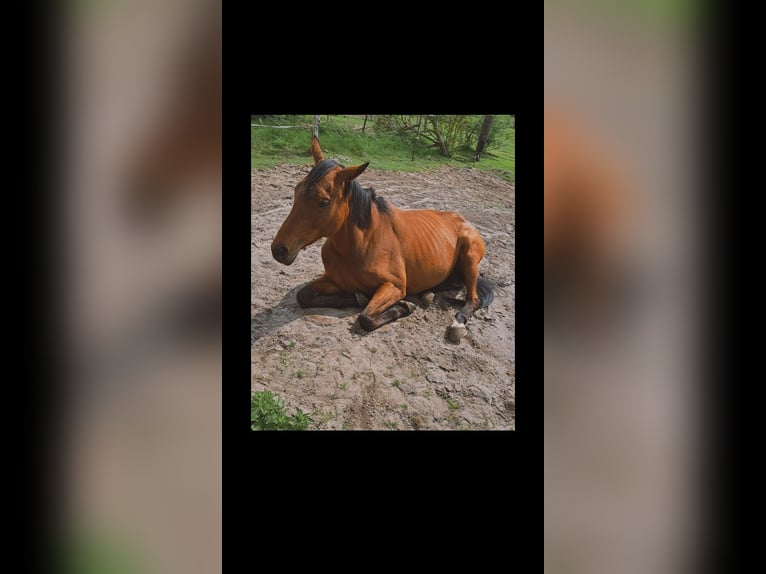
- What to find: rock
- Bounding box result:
[446,320,467,343]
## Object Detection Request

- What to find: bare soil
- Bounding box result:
[251,164,515,430]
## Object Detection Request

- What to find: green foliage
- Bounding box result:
[251,114,514,182]
[65,532,142,574]
[371,114,514,159]
[251,391,313,430]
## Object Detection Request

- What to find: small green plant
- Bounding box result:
[339,382,348,390]
[392,379,402,389]
[295,370,306,379]
[423,389,433,398]
[251,391,313,430]
[277,353,289,373]
[313,408,335,425]
[446,397,460,411]
[401,403,408,411]
[384,421,398,430]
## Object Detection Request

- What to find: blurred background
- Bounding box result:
[545,1,704,573]
[60,0,220,572]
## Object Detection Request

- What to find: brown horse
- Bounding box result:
[544,103,635,325]
[271,138,494,342]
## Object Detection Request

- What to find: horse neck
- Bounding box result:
[328,201,387,256]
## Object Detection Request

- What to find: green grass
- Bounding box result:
[251,391,313,430]
[392,379,403,389]
[446,397,460,411]
[545,0,699,30]
[251,115,514,182]
[65,531,143,574]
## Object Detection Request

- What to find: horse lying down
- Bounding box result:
[271,137,495,343]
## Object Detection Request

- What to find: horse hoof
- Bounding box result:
[447,320,467,343]
[421,291,435,307]
[401,300,417,314]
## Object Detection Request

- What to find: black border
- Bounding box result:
[232,11,538,556]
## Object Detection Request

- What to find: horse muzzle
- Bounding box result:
[271,243,296,265]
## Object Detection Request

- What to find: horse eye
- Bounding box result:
[319,199,331,208]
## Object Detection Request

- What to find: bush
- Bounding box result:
[371,115,511,158]
[251,391,313,430]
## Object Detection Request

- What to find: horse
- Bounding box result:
[271,137,495,342]
[544,103,636,327]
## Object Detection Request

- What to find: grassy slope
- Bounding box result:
[251,115,514,182]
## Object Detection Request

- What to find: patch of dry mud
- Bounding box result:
[252,164,515,430]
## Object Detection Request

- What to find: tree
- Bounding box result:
[473,115,495,161]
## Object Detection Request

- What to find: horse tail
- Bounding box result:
[477,276,495,309]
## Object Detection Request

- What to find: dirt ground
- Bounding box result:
[251,163,515,430]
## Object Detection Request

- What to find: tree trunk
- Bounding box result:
[362,115,368,133]
[474,115,495,161]
[313,115,320,139]
[429,116,449,156]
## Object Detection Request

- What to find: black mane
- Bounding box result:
[302,158,390,230]
[346,180,390,230]
[303,159,340,191]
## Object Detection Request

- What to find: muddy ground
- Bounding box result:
[251,163,515,430]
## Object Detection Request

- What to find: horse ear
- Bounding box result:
[335,162,369,183]
[311,137,325,164]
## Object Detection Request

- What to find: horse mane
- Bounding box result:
[303,159,340,191]
[303,158,390,230]
[346,179,390,230]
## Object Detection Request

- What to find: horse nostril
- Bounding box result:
[272,245,288,262]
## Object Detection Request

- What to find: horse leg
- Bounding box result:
[358,282,413,332]
[296,275,361,308]
[447,234,486,342]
